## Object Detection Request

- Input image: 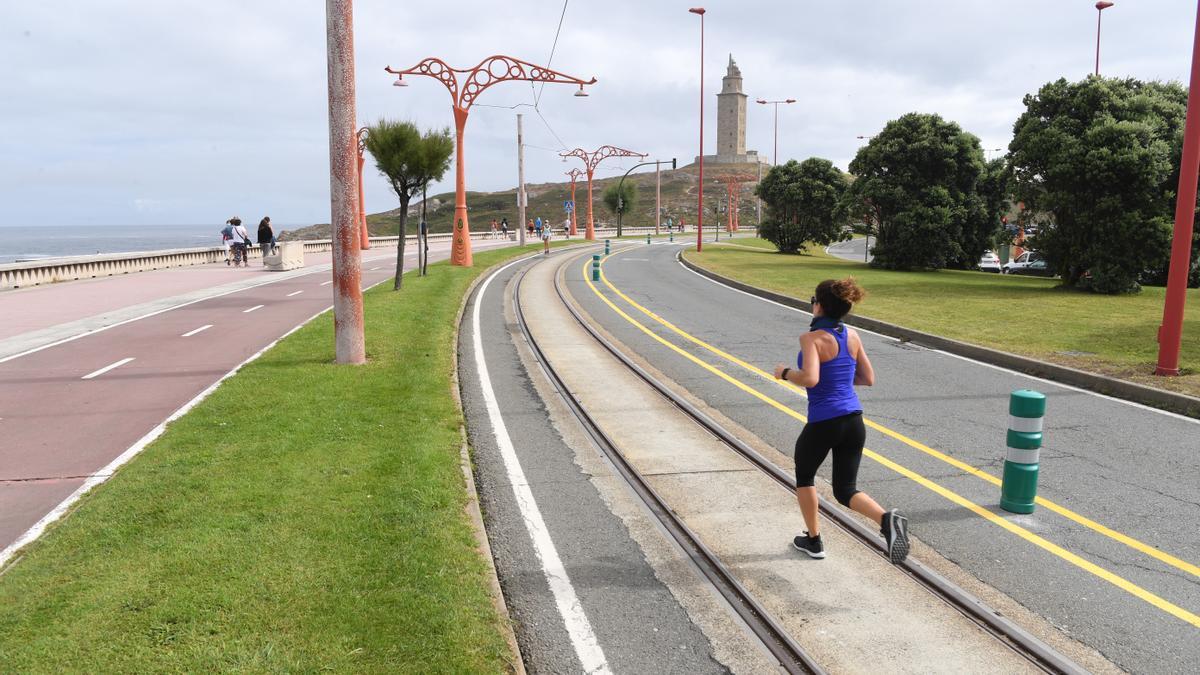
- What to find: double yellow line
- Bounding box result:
[580,250,1200,628]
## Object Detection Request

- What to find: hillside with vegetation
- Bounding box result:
[280,163,766,240]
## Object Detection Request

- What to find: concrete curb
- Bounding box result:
[678,252,1200,419]
[451,254,533,675]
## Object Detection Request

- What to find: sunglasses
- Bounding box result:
[810,296,817,305]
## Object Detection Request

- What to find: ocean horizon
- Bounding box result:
[0,223,307,264]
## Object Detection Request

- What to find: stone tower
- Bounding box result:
[717,54,747,156]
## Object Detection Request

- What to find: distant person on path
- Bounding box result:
[773,278,909,564]
[534,216,543,238]
[490,218,499,239]
[228,217,251,267]
[500,217,509,239]
[541,218,552,255]
[220,219,233,264]
[527,218,534,235]
[257,216,275,263]
[562,217,571,239]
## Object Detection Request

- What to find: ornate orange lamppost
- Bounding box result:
[355,126,370,250]
[386,56,596,266]
[560,145,647,240]
[565,168,585,236]
[716,173,756,232]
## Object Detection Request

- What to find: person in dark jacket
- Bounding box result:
[257,217,275,263]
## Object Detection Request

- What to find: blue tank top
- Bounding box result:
[797,325,862,423]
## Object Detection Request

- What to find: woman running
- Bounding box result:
[773,277,909,564]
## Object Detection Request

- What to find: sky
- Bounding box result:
[1,1,1196,228]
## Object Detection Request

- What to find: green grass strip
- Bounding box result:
[691,240,1200,398]
[0,245,546,672]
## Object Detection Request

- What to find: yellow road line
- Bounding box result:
[580,254,1200,629]
[599,249,1200,582]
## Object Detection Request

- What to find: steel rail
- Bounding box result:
[553,247,1090,675]
[511,255,825,675]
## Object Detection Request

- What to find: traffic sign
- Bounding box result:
[564,200,574,213]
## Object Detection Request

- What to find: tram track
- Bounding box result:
[513,248,1089,675]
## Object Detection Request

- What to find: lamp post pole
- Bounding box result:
[566,168,584,236]
[325,0,364,364]
[386,56,595,266]
[1155,0,1200,376]
[561,145,647,240]
[355,127,371,250]
[690,7,706,252]
[516,113,527,247]
[1095,2,1114,76]
[755,98,796,166]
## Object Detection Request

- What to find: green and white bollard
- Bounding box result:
[669,231,674,243]
[646,234,651,244]
[591,254,600,281]
[1000,389,1045,514]
[604,239,610,255]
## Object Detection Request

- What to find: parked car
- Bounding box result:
[1008,258,1055,277]
[1002,251,1042,274]
[977,250,1002,273]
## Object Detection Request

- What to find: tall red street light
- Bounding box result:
[385,56,596,266]
[1095,2,1114,76]
[355,126,371,250]
[690,7,706,252]
[560,145,647,240]
[755,98,796,165]
[565,168,585,236]
[1155,0,1200,376]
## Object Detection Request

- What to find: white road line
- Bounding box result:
[181,324,212,337]
[472,257,610,674]
[368,266,381,271]
[81,357,135,380]
[243,305,264,313]
[287,290,304,297]
[320,281,333,286]
[0,271,397,571]
[674,252,1200,425]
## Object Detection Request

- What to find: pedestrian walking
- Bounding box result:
[773,278,909,563]
[534,216,543,238]
[490,218,499,239]
[527,218,534,236]
[257,216,275,264]
[500,217,509,239]
[220,219,234,264]
[541,218,553,255]
[562,216,571,239]
[228,217,251,267]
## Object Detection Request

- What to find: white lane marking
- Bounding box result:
[0,271,396,571]
[320,281,333,286]
[81,357,135,380]
[181,324,212,338]
[368,266,382,271]
[0,252,397,366]
[243,305,264,314]
[674,252,1200,425]
[286,290,304,297]
[472,257,610,674]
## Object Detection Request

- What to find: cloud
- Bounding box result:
[1,0,1194,226]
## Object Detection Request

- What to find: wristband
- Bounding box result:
[781,367,790,381]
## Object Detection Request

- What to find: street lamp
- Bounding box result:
[565,168,584,236]
[1095,1,1114,76]
[561,145,647,240]
[385,56,596,266]
[755,98,796,165]
[355,127,370,251]
[690,7,706,252]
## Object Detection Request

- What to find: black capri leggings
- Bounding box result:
[794,412,866,507]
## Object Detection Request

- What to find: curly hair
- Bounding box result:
[814,277,866,320]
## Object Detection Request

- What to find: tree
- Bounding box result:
[602,181,637,219]
[754,158,850,254]
[363,120,453,290]
[1009,77,1192,293]
[841,112,998,270]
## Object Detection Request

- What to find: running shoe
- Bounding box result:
[792,532,825,559]
[881,509,910,564]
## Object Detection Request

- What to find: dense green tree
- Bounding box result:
[754,158,850,254]
[602,182,638,218]
[1009,77,1193,293]
[363,119,453,289]
[841,112,998,270]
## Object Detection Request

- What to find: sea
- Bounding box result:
[0,224,300,264]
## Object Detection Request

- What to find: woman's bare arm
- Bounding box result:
[774,333,821,388]
[851,330,875,386]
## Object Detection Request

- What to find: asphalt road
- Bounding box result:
[457,252,732,673]
[567,242,1200,674]
[0,238,513,557]
[826,237,872,262]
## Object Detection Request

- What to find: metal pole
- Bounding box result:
[356,142,370,250]
[655,161,661,235]
[325,0,364,364]
[693,9,705,252]
[1095,9,1102,76]
[756,161,762,227]
[517,113,526,247]
[1155,0,1200,376]
[420,182,428,275]
[773,102,779,166]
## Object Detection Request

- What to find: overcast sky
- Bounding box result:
[2,1,1195,228]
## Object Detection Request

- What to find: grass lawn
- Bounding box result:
[691,239,1200,398]
[0,245,550,672]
